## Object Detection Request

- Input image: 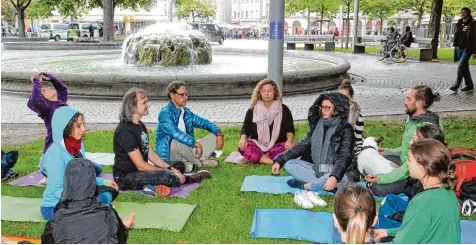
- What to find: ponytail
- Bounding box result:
[346,208,368,244]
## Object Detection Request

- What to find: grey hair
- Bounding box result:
[119,87,146,122]
[166,81,187,99]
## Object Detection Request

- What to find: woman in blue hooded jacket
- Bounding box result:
[40,106,117,221]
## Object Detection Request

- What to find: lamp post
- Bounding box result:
[267,0,285,93]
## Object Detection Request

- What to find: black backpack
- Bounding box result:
[460,180,476,203]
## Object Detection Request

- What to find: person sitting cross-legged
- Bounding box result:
[272,93,359,192]
[113,88,211,197]
[155,81,224,172]
[238,78,295,164]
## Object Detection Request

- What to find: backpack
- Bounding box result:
[450,149,476,201]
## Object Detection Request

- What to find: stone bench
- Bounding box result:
[285,35,336,51]
[354,37,433,61]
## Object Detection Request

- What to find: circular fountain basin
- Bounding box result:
[1,48,350,99]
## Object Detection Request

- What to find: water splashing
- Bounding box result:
[122,23,212,66]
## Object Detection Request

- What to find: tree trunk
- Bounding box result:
[103,0,114,42]
[307,10,310,34]
[319,7,324,33]
[16,7,26,37]
[440,21,446,48]
[345,5,350,49]
[416,13,423,33]
[428,0,443,58]
[380,17,383,35]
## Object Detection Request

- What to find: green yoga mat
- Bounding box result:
[1,196,196,232]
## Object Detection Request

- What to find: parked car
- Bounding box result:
[190,23,224,44]
[39,23,68,41]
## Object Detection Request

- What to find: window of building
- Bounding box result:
[234,11,236,18]
[250,11,253,18]
[246,11,248,18]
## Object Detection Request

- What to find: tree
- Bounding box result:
[26,0,54,20]
[315,0,338,33]
[361,0,399,35]
[399,0,431,32]
[428,0,443,58]
[175,0,216,23]
[441,0,462,47]
[341,0,353,49]
[9,0,33,37]
[285,0,316,34]
[461,0,476,12]
[1,1,17,25]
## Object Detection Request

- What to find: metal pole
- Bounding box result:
[268,0,285,94]
[352,0,360,53]
[168,0,174,23]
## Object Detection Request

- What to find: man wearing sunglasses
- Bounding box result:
[451,7,476,92]
[155,81,224,172]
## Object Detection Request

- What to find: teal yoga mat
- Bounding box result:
[1,196,196,232]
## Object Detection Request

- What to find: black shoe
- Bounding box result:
[449,85,459,91]
[185,170,212,184]
[287,179,306,189]
[461,86,475,92]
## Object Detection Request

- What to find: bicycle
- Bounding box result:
[376,39,411,63]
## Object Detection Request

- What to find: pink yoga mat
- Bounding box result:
[8,170,200,198]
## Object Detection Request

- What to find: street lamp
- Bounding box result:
[267,0,284,94]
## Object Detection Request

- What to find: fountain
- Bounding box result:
[1,23,351,99]
[122,24,212,66]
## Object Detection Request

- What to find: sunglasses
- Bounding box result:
[175,92,189,98]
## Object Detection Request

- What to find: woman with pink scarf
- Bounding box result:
[238,79,295,164]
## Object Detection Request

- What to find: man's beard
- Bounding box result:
[405,106,416,115]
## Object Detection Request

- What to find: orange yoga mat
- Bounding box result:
[5,236,41,244]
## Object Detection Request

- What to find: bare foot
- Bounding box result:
[123,213,135,230]
[1,235,16,244]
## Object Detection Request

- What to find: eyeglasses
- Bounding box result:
[175,92,189,98]
[320,106,334,112]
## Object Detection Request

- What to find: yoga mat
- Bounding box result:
[250,208,342,244]
[8,171,200,198]
[1,196,196,232]
[85,152,114,166]
[240,175,403,201]
[250,208,476,244]
[5,236,41,244]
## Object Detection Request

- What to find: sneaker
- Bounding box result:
[305,191,327,207]
[449,85,459,91]
[461,86,475,92]
[294,191,314,209]
[202,158,219,167]
[186,170,212,183]
[462,199,476,217]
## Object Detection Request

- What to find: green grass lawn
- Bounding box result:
[298,45,476,65]
[2,118,476,243]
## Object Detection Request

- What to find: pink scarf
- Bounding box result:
[250,100,283,152]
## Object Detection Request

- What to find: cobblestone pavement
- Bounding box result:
[2,40,476,125]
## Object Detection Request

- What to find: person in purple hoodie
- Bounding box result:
[27,73,102,182]
[27,73,68,154]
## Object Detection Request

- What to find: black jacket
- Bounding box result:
[401,31,413,47]
[41,158,127,244]
[274,93,359,182]
[454,15,476,54]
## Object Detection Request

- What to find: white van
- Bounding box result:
[39,23,68,41]
[80,23,99,38]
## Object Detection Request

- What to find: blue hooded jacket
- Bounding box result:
[41,106,105,208]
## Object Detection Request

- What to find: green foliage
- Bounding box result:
[315,0,339,23]
[398,0,431,16]
[443,0,463,23]
[175,0,216,22]
[285,0,315,17]
[26,0,54,19]
[461,0,476,12]
[1,0,17,24]
[361,0,399,23]
[387,19,396,25]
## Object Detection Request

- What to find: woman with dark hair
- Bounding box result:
[238,78,295,164]
[338,80,364,156]
[272,92,359,192]
[40,106,118,221]
[374,139,460,244]
[41,159,134,244]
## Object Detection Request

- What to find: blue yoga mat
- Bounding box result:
[250,208,342,244]
[240,175,403,201]
[251,208,476,244]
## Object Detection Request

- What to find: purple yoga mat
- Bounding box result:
[8,170,200,198]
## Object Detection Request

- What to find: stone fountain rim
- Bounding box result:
[1,47,350,84]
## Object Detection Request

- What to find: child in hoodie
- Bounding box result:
[40,106,116,221]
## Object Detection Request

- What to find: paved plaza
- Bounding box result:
[2,40,476,145]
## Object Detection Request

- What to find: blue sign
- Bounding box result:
[269,21,283,40]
